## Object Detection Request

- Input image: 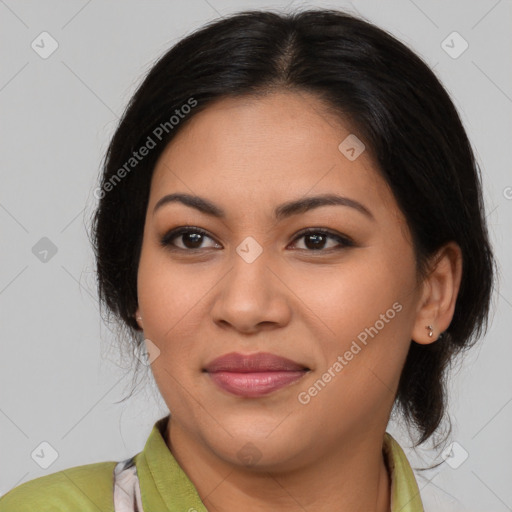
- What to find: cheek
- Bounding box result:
[291,257,405,337]
[137,252,207,412]
[296,248,415,382]
[136,248,206,356]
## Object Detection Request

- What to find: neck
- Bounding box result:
[166,419,391,512]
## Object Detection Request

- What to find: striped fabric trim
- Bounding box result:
[113,457,145,512]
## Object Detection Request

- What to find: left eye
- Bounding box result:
[289,229,354,251]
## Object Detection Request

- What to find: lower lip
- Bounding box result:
[207,370,307,397]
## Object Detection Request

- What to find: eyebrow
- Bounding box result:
[153,192,375,221]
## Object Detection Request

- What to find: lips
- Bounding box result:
[204,352,309,373]
[204,352,310,397]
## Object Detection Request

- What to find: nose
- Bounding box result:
[210,245,292,334]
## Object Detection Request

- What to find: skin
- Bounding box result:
[134,90,462,511]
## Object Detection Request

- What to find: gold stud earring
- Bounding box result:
[426,325,434,338]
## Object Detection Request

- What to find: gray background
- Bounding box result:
[0,0,511,510]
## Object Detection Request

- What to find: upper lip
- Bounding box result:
[204,352,309,373]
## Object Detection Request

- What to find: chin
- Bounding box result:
[200,420,305,470]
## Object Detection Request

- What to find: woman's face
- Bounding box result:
[135,91,426,469]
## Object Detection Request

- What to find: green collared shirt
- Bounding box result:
[0,415,424,511]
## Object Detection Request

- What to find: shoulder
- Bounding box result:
[0,461,117,512]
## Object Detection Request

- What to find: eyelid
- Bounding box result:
[159,226,219,249]
[289,227,355,249]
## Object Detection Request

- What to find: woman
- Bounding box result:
[0,8,495,512]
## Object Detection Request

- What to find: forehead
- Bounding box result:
[149,91,397,217]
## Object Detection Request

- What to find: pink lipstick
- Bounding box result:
[204,352,309,398]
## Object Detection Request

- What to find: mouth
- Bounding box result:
[203,352,310,398]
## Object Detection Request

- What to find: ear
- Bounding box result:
[412,242,463,344]
[134,308,143,329]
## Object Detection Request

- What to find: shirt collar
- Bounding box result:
[383,431,425,511]
[134,415,424,512]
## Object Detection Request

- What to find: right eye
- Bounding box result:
[160,226,222,251]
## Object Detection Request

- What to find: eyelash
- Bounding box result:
[159,226,355,253]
